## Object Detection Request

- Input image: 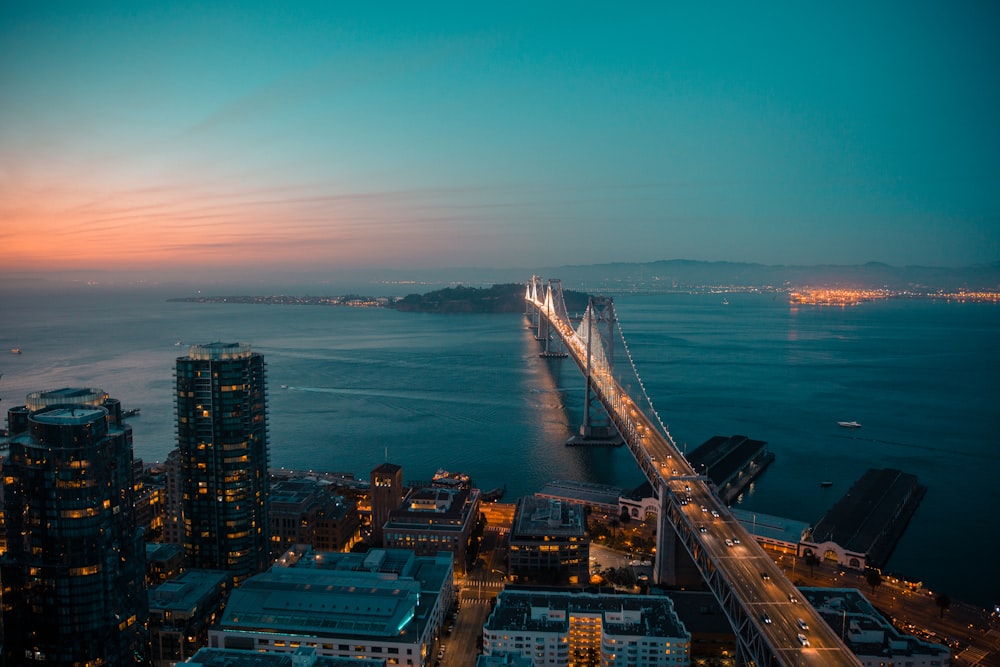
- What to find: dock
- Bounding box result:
[804,468,926,570]
[686,434,775,504]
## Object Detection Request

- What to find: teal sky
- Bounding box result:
[2,2,998,282]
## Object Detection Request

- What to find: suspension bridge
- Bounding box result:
[525,276,861,667]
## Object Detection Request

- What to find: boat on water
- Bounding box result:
[837,421,861,428]
[123,408,141,418]
[10,348,22,354]
[820,481,833,488]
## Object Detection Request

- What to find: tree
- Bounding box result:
[608,516,621,542]
[865,568,882,594]
[935,594,951,618]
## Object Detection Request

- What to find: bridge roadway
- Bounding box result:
[526,287,861,667]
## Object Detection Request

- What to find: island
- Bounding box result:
[168,284,593,314]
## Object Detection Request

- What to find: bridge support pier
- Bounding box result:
[654,489,708,588]
[655,492,680,586]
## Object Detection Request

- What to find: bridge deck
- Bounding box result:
[526,282,861,667]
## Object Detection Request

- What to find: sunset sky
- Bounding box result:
[2,2,998,285]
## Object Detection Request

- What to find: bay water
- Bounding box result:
[1,285,997,608]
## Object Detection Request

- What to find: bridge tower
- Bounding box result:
[526,277,565,356]
[566,296,623,447]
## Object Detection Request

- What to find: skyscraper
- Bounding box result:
[2,388,148,665]
[176,342,271,583]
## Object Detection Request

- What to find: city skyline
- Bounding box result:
[3,2,999,287]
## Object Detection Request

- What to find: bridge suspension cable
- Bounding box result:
[524,276,862,667]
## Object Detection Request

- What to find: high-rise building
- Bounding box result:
[369,462,403,547]
[176,342,271,582]
[1,388,148,665]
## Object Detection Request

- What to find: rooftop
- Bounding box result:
[731,508,810,545]
[149,570,230,616]
[31,406,106,425]
[536,479,623,508]
[512,496,586,539]
[486,589,689,640]
[687,434,767,484]
[26,387,108,410]
[186,646,385,666]
[800,588,950,661]
[810,468,926,555]
[218,567,422,639]
[186,342,253,361]
[385,486,478,528]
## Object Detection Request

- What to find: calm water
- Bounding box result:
[1,286,997,607]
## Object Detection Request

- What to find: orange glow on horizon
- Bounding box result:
[2,178,474,274]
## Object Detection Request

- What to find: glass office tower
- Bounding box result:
[175,342,270,583]
[2,388,148,665]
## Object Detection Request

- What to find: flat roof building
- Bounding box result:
[149,569,231,666]
[270,478,360,556]
[208,548,454,666]
[536,480,623,514]
[185,646,385,666]
[799,587,951,666]
[483,589,691,666]
[476,652,535,667]
[509,496,589,586]
[730,508,810,556]
[147,541,186,586]
[383,485,481,574]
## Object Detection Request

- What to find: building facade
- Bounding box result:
[208,548,454,666]
[508,496,589,585]
[383,485,481,574]
[1,388,148,664]
[370,462,403,548]
[148,569,231,666]
[176,342,271,583]
[483,589,691,667]
[270,477,360,556]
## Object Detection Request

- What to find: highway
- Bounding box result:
[527,281,862,666]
